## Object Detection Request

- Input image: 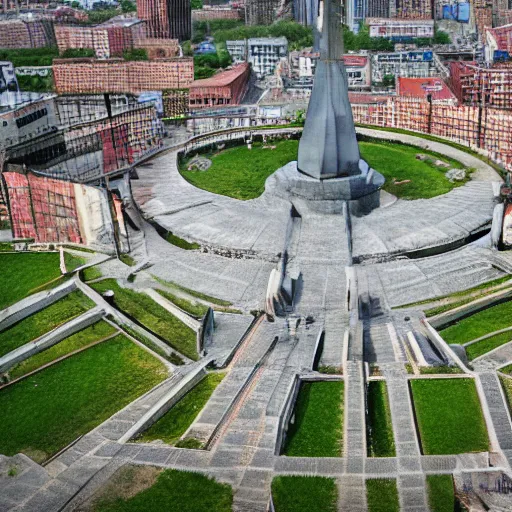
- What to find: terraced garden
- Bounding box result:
[89,467,233,512]
[440,300,512,345]
[0,252,62,310]
[367,381,396,457]
[427,474,456,512]
[283,381,344,457]
[366,478,399,512]
[0,335,168,463]
[137,372,224,447]
[272,476,338,512]
[410,379,489,455]
[8,321,117,380]
[0,290,94,358]
[90,279,198,360]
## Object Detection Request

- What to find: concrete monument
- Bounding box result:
[267,0,384,214]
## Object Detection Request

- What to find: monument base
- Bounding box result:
[266,160,385,216]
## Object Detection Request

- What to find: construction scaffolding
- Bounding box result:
[450,61,512,109]
[351,97,512,170]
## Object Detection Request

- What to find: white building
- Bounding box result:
[249,37,288,78]
[367,18,434,39]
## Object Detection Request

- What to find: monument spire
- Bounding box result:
[297,0,361,180]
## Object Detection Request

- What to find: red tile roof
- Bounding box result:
[397,77,456,102]
[190,63,250,88]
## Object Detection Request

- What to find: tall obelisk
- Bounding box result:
[297,0,361,179]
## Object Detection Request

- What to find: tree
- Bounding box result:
[120,0,136,12]
[191,0,202,8]
[382,74,395,88]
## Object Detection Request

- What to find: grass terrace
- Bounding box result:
[0,335,167,463]
[396,275,512,313]
[179,139,467,201]
[283,381,344,457]
[0,291,94,358]
[136,372,224,446]
[440,300,512,345]
[0,252,62,310]
[410,379,488,455]
[8,321,118,380]
[156,289,209,318]
[427,475,455,512]
[91,467,233,512]
[466,331,512,361]
[90,279,198,360]
[82,265,103,282]
[272,476,338,512]
[366,479,399,512]
[64,252,87,273]
[367,381,396,457]
[153,276,232,307]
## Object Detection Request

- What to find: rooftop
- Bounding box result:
[397,77,457,102]
[190,63,250,88]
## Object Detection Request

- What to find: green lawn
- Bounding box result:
[0,291,94,358]
[283,381,344,457]
[440,300,512,345]
[272,476,338,512]
[180,140,299,200]
[82,265,103,282]
[466,331,512,361]
[397,275,512,311]
[0,335,167,463]
[360,140,465,200]
[90,279,198,360]
[0,253,61,310]
[427,475,455,512]
[137,373,224,446]
[180,140,466,200]
[500,374,512,418]
[165,232,200,250]
[156,289,209,318]
[367,381,396,457]
[366,479,399,512]
[64,252,86,272]
[8,321,118,380]
[153,276,232,307]
[93,469,232,512]
[410,379,489,455]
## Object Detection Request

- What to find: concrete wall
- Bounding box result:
[0,307,104,374]
[0,279,76,332]
[118,360,210,443]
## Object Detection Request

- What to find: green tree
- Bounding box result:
[122,48,148,60]
[120,0,136,11]
[191,0,202,8]
[61,48,95,58]
[382,74,395,87]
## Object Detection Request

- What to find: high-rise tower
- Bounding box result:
[137,0,191,40]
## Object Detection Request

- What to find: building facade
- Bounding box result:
[371,50,435,82]
[448,61,512,109]
[55,18,146,59]
[293,0,318,25]
[53,57,194,94]
[136,0,191,40]
[367,18,435,39]
[248,37,288,77]
[0,17,55,49]
[245,0,282,24]
[189,63,250,108]
[226,40,247,63]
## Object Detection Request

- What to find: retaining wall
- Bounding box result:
[0,279,77,332]
[0,307,105,373]
[118,360,211,443]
